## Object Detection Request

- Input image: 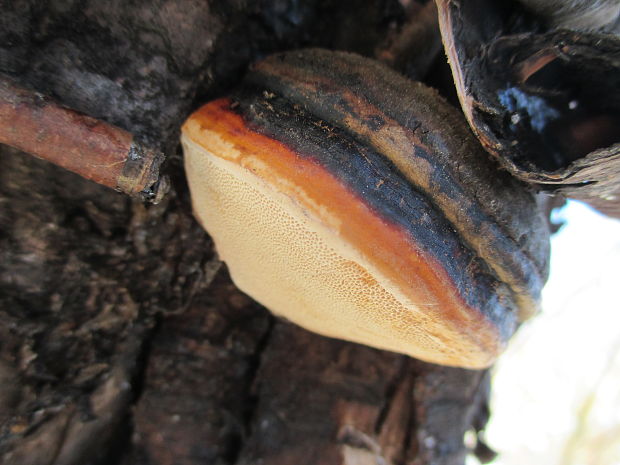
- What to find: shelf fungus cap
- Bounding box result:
[181,49,550,368]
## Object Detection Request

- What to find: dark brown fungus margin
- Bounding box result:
[437,0,620,218]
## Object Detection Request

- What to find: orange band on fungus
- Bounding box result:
[183,98,500,356]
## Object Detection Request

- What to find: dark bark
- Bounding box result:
[1,1,493,464]
[437,0,620,218]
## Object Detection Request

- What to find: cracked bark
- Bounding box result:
[1,1,495,464]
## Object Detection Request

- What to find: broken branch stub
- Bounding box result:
[0,75,167,202]
[437,0,620,218]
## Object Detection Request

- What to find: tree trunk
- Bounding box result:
[0,1,492,464]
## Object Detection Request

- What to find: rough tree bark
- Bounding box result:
[1,1,493,464]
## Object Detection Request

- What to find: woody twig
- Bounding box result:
[0,75,168,202]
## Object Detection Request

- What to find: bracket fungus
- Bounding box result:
[181,49,550,369]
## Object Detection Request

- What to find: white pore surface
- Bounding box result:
[481,201,620,465]
[182,135,492,367]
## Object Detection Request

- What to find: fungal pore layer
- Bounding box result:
[181,49,550,368]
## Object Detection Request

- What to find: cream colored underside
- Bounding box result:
[182,134,496,368]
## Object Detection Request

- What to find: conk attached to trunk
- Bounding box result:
[181,49,550,369]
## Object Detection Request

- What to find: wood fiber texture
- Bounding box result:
[437,0,620,218]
